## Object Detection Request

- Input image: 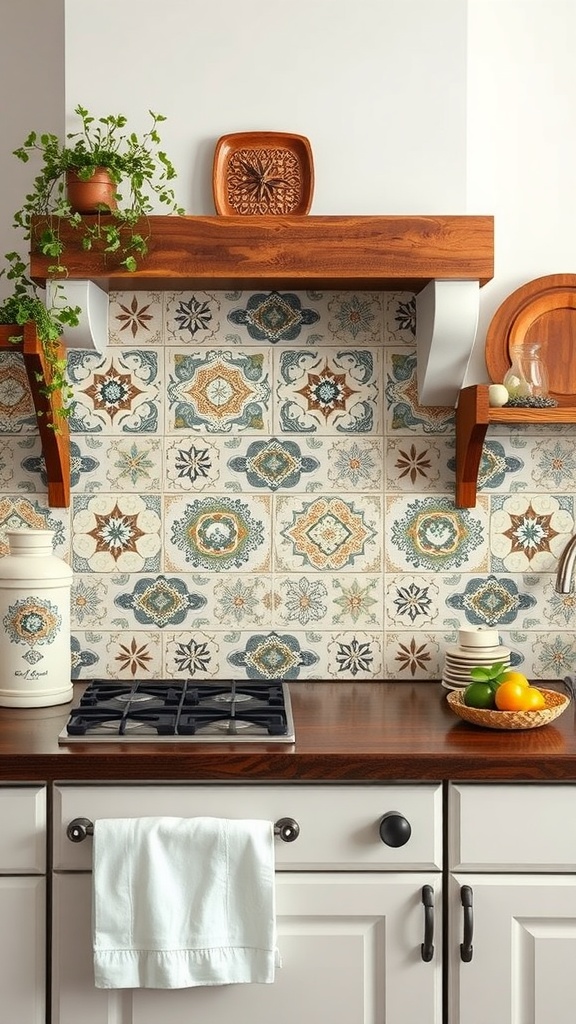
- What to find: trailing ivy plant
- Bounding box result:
[12,104,184,274]
[0,251,80,423]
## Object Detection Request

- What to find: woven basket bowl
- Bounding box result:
[446,688,570,730]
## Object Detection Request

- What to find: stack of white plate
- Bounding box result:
[442,627,511,691]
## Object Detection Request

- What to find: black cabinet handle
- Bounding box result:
[421,884,434,962]
[379,811,412,847]
[460,884,474,962]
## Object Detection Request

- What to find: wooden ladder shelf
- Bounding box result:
[0,322,70,508]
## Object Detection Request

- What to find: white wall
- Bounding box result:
[63,0,468,216]
[464,0,576,383]
[0,0,65,301]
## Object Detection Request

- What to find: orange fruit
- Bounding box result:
[522,686,546,711]
[495,680,531,711]
[498,670,530,688]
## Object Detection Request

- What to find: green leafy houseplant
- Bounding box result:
[0,105,183,426]
[13,104,184,274]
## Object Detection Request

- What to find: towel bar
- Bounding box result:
[66,815,300,843]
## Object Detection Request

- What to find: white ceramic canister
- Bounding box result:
[0,529,73,707]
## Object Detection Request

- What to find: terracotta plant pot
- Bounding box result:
[66,168,118,213]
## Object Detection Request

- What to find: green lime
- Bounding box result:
[463,681,497,709]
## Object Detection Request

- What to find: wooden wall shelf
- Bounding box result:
[10,214,494,509]
[455,384,576,507]
[29,214,494,292]
[0,323,70,508]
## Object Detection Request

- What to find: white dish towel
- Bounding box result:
[92,815,278,989]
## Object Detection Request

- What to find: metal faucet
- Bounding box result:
[555,534,576,593]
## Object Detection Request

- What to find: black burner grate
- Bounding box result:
[62,679,293,740]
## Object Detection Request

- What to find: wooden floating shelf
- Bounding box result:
[11,214,494,509]
[30,214,494,291]
[455,384,576,507]
[0,323,70,508]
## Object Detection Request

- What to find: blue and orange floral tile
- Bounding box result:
[164,493,271,574]
[67,349,161,433]
[166,347,271,434]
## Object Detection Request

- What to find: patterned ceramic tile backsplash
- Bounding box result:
[1,287,576,682]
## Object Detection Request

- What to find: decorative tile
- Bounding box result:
[274,575,329,627]
[70,633,100,678]
[104,631,163,678]
[0,352,36,432]
[326,438,382,491]
[165,291,221,344]
[20,437,103,495]
[507,629,576,679]
[67,349,160,433]
[109,291,163,344]
[275,348,380,433]
[385,495,489,572]
[529,436,576,490]
[113,574,207,628]
[275,494,381,572]
[326,632,383,678]
[164,494,271,573]
[103,437,162,492]
[385,575,441,628]
[385,437,444,492]
[166,348,272,433]
[212,575,273,627]
[71,494,162,572]
[226,630,320,679]
[446,438,526,494]
[227,437,320,491]
[384,348,453,433]
[163,631,220,678]
[384,292,416,345]
[0,497,68,555]
[165,437,221,491]
[445,573,537,626]
[328,575,383,627]
[71,575,110,628]
[383,632,444,679]
[326,292,383,345]
[542,577,576,626]
[0,437,25,492]
[227,291,320,344]
[489,494,574,572]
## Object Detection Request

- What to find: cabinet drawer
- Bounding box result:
[449,783,576,871]
[54,783,442,871]
[0,786,46,874]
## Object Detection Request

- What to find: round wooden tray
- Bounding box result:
[485,274,576,402]
[212,131,314,216]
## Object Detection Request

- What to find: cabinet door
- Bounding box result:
[450,873,576,1024]
[0,876,45,1024]
[53,872,441,1024]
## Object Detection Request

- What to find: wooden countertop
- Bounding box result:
[0,681,575,783]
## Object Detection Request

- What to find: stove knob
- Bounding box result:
[379,811,412,847]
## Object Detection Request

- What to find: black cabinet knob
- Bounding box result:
[379,811,412,847]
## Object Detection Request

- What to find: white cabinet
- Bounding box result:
[448,784,576,1024]
[52,784,443,1024]
[0,786,46,1024]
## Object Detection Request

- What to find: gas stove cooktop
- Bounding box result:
[58,680,295,744]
